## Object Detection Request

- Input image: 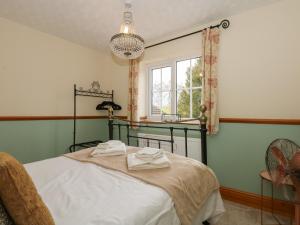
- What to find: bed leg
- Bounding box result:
[203,220,210,225]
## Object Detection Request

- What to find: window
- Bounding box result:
[150,66,172,115]
[149,57,202,119]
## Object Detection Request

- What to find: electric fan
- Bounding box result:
[266,138,300,224]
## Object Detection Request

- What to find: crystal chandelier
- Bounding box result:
[110,3,145,60]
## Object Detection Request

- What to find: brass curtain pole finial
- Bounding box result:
[199,105,207,125]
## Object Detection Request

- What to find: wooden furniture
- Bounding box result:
[260,170,294,225]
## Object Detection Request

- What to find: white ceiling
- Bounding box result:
[0,0,280,51]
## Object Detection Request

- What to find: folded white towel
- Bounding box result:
[91,140,126,157]
[135,147,164,162]
[96,140,123,149]
[127,152,171,171]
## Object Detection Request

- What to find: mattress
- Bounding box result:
[25,155,225,225]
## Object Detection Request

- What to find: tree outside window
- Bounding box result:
[177,58,202,118]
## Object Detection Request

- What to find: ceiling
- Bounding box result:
[0,0,280,51]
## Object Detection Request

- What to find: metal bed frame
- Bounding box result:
[107,106,208,165]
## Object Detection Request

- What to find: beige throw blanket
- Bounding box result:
[64,148,219,225]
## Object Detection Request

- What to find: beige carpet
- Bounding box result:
[215,200,292,225]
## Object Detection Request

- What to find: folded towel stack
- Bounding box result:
[91,140,126,157]
[127,147,171,171]
[135,147,163,161]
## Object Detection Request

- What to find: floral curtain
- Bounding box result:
[127,59,140,124]
[201,28,220,135]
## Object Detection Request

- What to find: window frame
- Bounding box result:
[175,57,202,118]
[147,55,201,120]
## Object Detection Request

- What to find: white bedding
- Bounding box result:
[25,156,224,225]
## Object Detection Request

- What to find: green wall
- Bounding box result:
[208,123,300,194]
[117,121,300,195]
[0,118,299,196]
[0,119,108,163]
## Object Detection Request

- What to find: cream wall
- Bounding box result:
[107,56,129,116]
[1,0,299,119]
[0,17,127,116]
[218,0,300,119]
[135,0,300,119]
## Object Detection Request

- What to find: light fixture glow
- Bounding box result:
[123,25,129,34]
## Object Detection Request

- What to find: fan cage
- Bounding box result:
[265,138,299,183]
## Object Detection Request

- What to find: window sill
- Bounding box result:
[140,117,200,125]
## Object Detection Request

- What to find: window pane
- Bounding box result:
[151,92,161,115]
[161,67,171,91]
[191,58,202,87]
[177,89,190,118]
[176,60,190,90]
[161,92,171,114]
[152,69,161,91]
[192,89,201,118]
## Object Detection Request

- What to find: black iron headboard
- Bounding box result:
[107,106,208,165]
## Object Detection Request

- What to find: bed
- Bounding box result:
[25,154,224,225]
[20,104,225,225]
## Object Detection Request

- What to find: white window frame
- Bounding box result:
[147,60,174,120]
[147,55,201,120]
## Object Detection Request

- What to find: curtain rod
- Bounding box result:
[145,19,230,49]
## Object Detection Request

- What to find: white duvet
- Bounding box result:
[25,156,224,225]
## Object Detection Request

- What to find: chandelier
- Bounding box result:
[110,3,145,60]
